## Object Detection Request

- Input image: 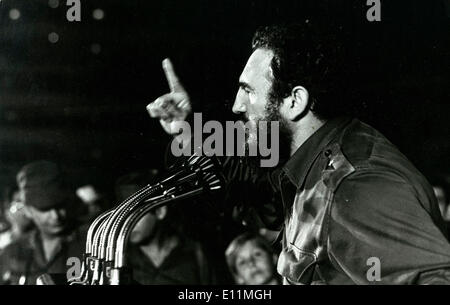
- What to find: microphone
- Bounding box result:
[68,154,223,285]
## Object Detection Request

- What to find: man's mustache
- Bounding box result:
[235,113,250,124]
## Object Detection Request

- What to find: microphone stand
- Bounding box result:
[68,155,223,285]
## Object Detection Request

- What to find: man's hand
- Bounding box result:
[146,58,192,135]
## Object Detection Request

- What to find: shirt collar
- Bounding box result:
[282,117,352,188]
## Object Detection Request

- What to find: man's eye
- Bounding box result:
[240,86,251,94]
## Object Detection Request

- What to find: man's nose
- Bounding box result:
[232,93,247,114]
[48,209,59,221]
[57,208,67,218]
[49,208,66,221]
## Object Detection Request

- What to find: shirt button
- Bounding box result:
[324,149,332,158]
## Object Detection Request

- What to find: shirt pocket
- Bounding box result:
[277,243,317,285]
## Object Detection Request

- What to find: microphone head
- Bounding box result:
[185,155,224,192]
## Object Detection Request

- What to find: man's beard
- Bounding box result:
[264,95,292,161]
[238,95,292,170]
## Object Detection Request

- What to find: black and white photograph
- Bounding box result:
[0,0,449,291]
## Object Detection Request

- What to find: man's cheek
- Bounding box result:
[248,92,258,105]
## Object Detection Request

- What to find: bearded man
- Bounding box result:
[147,23,450,284]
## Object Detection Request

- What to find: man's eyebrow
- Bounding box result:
[238,81,254,91]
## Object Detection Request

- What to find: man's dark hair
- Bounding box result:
[252,21,347,120]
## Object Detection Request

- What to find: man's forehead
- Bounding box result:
[240,48,274,82]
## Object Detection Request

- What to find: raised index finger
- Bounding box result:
[162,58,184,92]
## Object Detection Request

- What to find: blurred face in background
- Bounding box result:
[129,206,167,244]
[76,185,103,219]
[234,240,277,285]
[25,202,74,237]
[6,191,32,233]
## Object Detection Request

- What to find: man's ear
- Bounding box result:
[155,206,168,220]
[280,86,309,121]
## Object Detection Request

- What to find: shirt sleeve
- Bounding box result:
[328,169,450,284]
[219,156,284,231]
[164,136,285,231]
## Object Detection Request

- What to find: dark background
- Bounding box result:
[1,0,449,194]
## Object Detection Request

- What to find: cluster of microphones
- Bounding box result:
[67,155,223,285]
